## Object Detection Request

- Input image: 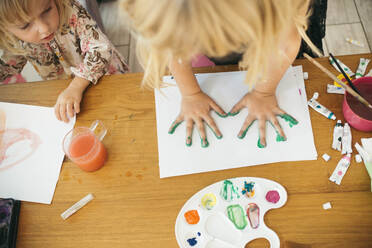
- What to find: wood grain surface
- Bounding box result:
[0,54,371,248]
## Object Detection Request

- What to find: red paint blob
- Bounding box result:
[266,190,280,204]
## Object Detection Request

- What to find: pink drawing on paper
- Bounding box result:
[0,109,41,171]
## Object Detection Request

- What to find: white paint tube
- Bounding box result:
[355,58,371,79]
[341,123,352,154]
[327,84,345,94]
[361,138,372,156]
[366,69,372,77]
[308,92,336,120]
[329,57,355,77]
[332,120,343,151]
[329,154,351,185]
[355,142,371,163]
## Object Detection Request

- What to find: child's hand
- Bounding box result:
[229,90,295,147]
[54,77,89,122]
[168,91,227,147]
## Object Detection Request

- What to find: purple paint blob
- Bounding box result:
[266,190,280,203]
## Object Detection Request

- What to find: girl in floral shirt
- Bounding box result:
[0,0,128,122]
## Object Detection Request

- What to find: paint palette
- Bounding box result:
[175,177,287,248]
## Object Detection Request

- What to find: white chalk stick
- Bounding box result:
[61,193,94,220]
[303,72,309,80]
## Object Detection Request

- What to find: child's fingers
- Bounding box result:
[59,103,69,123]
[238,115,256,139]
[185,119,193,146]
[195,118,208,148]
[258,119,267,148]
[54,104,62,121]
[203,115,222,139]
[74,101,80,114]
[228,100,243,116]
[168,117,183,134]
[67,102,74,118]
[270,116,286,140]
[210,101,227,117]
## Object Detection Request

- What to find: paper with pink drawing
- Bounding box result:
[0,102,75,204]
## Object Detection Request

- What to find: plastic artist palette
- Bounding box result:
[175,177,287,248]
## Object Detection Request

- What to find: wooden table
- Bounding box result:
[1,54,372,248]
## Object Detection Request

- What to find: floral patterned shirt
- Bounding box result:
[0,0,128,85]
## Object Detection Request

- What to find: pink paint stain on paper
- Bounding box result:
[0,110,41,171]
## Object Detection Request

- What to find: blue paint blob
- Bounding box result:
[187,237,197,246]
[197,232,201,236]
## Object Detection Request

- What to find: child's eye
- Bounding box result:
[20,23,30,30]
[44,7,52,14]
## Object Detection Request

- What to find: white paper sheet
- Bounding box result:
[155,66,317,178]
[0,102,75,204]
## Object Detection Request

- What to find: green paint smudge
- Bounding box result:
[215,111,228,118]
[168,121,183,134]
[268,121,286,142]
[228,111,240,116]
[220,180,240,202]
[186,136,192,147]
[257,137,266,148]
[227,204,247,230]
[278,114,298,128]
[201,138,209,148]
[238,121,255,139]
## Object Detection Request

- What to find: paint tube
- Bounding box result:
[355,142,371,163]
[366,69,372,77]
[341,123,352,154]
[345,37,364,47]
[329,154,351,185]
[333,73,350,88]
[332,120,343,151]
[327,84,345,94]
[329,57,355,77]
[355,58,371,78]
[308,92,336,120]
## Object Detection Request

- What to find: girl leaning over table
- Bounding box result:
[0,0,129,122]
[121,0,327,147]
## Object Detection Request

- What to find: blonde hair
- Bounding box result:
[0,0,71,54]
[121,0,321,89]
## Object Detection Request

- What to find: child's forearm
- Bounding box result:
[254,26,302,94]
[69,76,90,92]
[169,58,201,96]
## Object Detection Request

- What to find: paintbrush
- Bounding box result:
[329,53,361,95]
[303,53,372,110]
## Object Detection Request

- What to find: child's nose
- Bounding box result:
[35,20,51,36]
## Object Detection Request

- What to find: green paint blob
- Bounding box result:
[228,111,240,117]
[238,121,255,139]
[227,204,247,230]
[186,137,192,147]
[276,132,286,142]
[278,114,298,128]
[268,121,286,142]
[215,111,228,118]
[257,137,265,148]
[201,138,209,148]
[220,180,240,202]
[168,121,183,134]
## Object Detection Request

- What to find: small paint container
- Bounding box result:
[343,77,372,132]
